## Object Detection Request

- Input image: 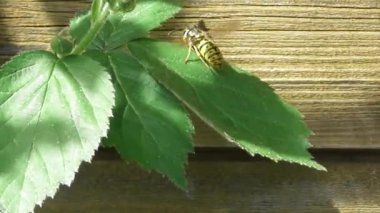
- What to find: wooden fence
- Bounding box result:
[0,0,379,212]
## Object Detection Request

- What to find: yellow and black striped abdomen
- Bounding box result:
[193,37,224,70]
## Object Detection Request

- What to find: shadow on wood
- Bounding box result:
[0,2,18,64]
[34,149,380,212]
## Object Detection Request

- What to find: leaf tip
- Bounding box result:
[171,175,189,192]
[310,161,327,172]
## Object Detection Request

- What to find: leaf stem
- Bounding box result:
[71,3,110,55]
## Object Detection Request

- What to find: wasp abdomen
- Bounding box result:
[194,38,223,70]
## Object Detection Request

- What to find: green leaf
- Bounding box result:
[70,13,91,43]
[50,35,73,57]
[107,0,136,13]
[0,51,114,212]
[70,0,182,51]
[129,39,326,171]
[85,50,194,189]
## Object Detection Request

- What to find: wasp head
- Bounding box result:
[183,25,203,42]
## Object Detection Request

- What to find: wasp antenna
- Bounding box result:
[197,20,209,31]
[168,29,182,36]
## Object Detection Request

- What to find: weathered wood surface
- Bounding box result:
[1,2,379,212]
[0,0,380,148]
[34,150,380,213]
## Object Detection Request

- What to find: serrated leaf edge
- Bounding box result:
[0,51,115,213]
[128,41,326,172]
[107,52,194,189]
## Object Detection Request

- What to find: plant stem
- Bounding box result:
[71,3,110,55]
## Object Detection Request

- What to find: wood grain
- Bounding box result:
[34,150,380,213]
[0,0,380,148]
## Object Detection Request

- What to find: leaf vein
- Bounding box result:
[52,75,86,156]
[60,61,101,133]
[15,58,57,212]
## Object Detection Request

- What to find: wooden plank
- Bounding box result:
[35,150,380,213]
[0,0,379,148]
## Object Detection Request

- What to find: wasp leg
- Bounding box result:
[184,42,193,64]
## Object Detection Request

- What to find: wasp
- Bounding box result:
[182,20,224,71]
